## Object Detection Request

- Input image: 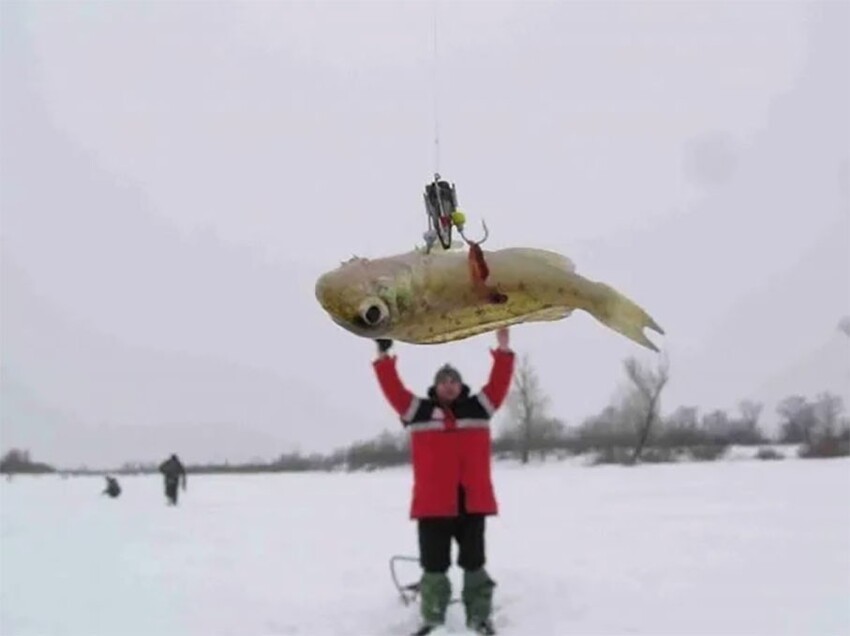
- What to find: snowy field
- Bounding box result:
[2,457,849,636]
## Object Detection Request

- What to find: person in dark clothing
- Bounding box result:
[158,453,187,505]
[102,475,121,498]
[373,328,515,636]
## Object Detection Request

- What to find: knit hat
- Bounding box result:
[434,364,462,385]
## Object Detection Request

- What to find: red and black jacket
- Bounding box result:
[373,348,515,519]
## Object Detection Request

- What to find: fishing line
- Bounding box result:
[431,0,440,177]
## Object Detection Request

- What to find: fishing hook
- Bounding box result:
[457,218,489,246]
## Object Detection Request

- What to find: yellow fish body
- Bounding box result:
[314,245,664,351]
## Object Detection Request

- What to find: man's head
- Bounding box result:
[433,363,463,402]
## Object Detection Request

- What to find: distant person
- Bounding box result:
[158,453,187,505]
[102,475,121,498]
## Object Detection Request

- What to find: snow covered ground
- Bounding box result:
[2,457,848,636]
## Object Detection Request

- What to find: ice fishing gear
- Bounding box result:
[421,174,490,254]
[389,555,462,607]
[390,555,421,606]
[419,0,489,256]
[422,174,458,252]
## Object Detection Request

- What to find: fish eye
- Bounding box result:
[358,298,388,327]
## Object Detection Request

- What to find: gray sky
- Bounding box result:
[2,0,848,469]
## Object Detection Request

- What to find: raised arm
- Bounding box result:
[372,339,421,423]
[477,328,515,414]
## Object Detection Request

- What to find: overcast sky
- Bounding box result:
[2,0,848,469]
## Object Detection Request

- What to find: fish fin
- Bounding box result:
[468,243,490,281]
[497,247,576,273]
[468,243,508,304]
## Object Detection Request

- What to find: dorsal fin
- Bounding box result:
[496,247,576,273]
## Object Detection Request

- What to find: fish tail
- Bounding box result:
[585,282,665,352]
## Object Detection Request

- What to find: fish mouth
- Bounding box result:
[316,273,393,339]
[318,296,392,340]
[330,314,362,334]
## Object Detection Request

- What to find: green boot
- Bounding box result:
[418,571,451,628]
[462,568,496,631]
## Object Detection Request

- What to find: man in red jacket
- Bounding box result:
[373,328,515,636]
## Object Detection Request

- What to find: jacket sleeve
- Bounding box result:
[372,355,421,423]
[477,348,515,415]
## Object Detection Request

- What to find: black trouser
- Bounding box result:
[418,514,486,573]
[165,478,179,504]
[418,488,486,573]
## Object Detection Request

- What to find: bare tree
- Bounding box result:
[667,405,699,429]
[660,405,704,447]
[624,354,670,463]
[577,403,635,450]
[812,392,844,437]
[701,408,734,441]
[0,449,55,474]
[720,400,766,444]
[502,354,552,464]
[738,400,764,428]
[794,392,849,458]
[777,395,818,444]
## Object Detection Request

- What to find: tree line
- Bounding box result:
[4,352,848,476]
[495,353,849,466]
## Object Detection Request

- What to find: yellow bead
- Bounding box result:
[451,211,466,226]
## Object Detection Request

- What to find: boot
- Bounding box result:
[411,572,450,635]
[470,619,496,635]
[462,568,496,634]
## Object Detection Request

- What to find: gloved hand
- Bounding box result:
[376,338,393,355]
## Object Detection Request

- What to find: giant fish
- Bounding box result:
[314,243,664,351]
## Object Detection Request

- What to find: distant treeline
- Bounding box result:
[0,449,56,474]
[4,361,849,476]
